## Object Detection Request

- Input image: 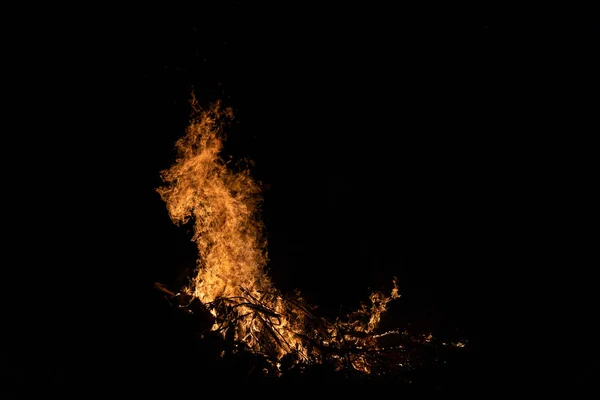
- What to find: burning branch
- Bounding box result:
[155,94,466,379]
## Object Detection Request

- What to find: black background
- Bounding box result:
[3,2,598,394]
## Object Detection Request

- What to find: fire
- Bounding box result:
[156,94,462,376]
[156,97,270,305]
[156,96,308,361]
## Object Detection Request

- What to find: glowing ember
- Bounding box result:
[156,94,463,376]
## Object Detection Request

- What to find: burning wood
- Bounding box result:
[154,94,467,381]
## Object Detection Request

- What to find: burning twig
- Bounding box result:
[155,95,467,380]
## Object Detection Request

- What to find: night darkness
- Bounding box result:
[4,2,598,395]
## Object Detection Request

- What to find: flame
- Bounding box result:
[156,97,269,304]
[156,94,462,376]
[157,95,307,360]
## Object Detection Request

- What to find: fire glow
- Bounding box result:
[156,95,462,377]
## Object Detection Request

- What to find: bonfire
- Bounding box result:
[154,94,466,382]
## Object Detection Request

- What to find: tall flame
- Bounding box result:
[156,97,270,304]
[156,94,448,375]
[157,95,309,361]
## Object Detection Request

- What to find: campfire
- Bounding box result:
[154,94,466,382]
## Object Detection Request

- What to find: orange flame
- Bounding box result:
[156,94,447,375]
[157,95,308,361]
[156,97,270,304]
